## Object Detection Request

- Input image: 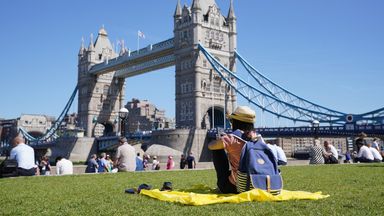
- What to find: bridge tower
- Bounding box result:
[173,0,237,129]
[77,27,125,137]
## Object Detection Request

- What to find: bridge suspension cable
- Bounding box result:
[235,51,347,116]
[18,86,78,144]
[198,44,348,125]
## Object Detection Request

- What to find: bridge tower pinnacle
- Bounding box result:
[174,0,237,129]
[77,26,125,137]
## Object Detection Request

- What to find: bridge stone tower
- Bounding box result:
[173,0,237,129]
[77,27,125,137]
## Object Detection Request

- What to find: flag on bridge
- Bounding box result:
[138,30,145,39]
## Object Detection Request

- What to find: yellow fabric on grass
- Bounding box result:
[140,186,329,206]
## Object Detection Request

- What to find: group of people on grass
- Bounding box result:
[3,105,383,198]
[0,136,73,177]
[85,137,198,173]
[309,133,383,165]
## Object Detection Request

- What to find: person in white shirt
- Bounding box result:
[371,138,380,152]
[368,143,382,162]
[266,143,278,161]
[323,141,339,164]
[55,156,73,175]
[267,143,287,165]
[152,156,160,170]
[354,143,374,163]
[275,144,288,165]
[9,136,36,176]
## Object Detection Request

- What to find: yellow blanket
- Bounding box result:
[140,185,329,206]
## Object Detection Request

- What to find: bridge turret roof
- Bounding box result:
[227,0,236,19]
[174,0,182,17]
[200,0,217,15]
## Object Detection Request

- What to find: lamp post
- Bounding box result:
[312,120,320,140]
[119,107,129,137]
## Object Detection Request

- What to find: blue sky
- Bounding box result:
[0,0,383,127]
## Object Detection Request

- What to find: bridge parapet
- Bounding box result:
[206,124,384,138]
[89,38,174,76]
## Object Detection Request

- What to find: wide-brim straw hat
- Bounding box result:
[227,106,256,123]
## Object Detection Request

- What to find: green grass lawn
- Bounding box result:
[1,163,383,216]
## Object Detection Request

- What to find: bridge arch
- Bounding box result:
[202,106,229,129]
[94,121,115,137]
[27,131,44,139]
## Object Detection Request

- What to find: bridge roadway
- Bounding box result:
[89,38,175,78]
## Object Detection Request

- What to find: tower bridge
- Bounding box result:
[77,0,238,138]
[8,0,383,162]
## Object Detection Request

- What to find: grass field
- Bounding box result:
[1,163,383,216]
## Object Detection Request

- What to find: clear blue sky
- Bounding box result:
[1,0,383,127]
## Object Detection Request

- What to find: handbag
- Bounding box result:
[0,158,18,178]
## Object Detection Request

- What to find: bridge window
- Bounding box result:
[219,33,224,42]
[203,14,208,22]
[81,87,87,95]
[203,60,207,67]
[99,54,102,60]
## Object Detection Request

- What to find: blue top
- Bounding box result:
[135,157,144,171]
[97,158,108,172]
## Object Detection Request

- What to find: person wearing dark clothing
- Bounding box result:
[208,106,257,194]
[187,152,196,169]
[179,154,187,169]
[85,154,98,173]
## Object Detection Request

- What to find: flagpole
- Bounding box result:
[137,31,139,53]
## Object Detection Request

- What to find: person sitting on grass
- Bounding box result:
[323,141,339,164]
[97,152,109,173]
[354,142,374,163]
[367,143,382,162]
[85,154,98,173]
[208,106,258,194]
[55,156,73,175]
[309,139,325,165]
[9,136,37,176]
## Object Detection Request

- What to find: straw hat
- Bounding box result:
[227,106,256,123]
